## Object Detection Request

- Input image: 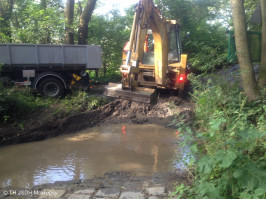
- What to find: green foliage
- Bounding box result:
[90,71,121,85]
[0,86,44,125]
[51,90,110,118]
[170,184,189,199]
[10,0,65,43]
[87,10,130,77]
[0,87,110,125]
[175,74,266,198]
[0,31,11,43]
[155,0,229,72]
[186,25,228,72]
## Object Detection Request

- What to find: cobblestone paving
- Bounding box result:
[1,171,187,199]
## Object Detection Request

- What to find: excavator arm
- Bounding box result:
[122,0,168,86]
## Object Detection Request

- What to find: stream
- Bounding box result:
[0,124,182,188]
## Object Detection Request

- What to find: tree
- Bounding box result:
[65,0,75,44]
[154,0,228,72]
[40,0,51,44]
[9,0,65,44]
[230,0,259,100]
[87,10,129,76]
[0,0,14,42]
[258,0,266,88]
[78,0,97,44]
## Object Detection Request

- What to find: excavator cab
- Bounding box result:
[143,24,182,65]
[168,24,182,63]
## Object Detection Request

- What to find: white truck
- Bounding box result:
[0,44,102,97]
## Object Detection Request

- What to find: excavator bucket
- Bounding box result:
[104,83,157,104]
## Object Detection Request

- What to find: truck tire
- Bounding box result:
[38,77,65,98]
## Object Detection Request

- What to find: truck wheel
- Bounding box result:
[38,77,65,98]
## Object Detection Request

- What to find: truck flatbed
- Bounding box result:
[0,44,102,71]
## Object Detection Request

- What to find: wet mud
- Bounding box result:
[0,96,194,147]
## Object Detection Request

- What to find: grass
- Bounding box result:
[0,85,110,126]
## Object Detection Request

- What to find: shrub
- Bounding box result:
[52,90,110,118]
[174,74,266,199]
[184,25,229,73]
[0,86,44,124]
[88,68,121,85]
[0,87,110,125]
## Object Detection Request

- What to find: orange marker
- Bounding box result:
[176,130,179,135]
[122,126,126,135]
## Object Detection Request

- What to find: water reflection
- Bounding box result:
[0,124,181,188]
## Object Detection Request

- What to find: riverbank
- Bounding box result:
[0,95,194,147]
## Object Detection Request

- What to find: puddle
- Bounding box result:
[0,124,181,188]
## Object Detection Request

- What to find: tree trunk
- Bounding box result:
[78,0,97,45]
[65,0,75,44]
[258,0,266,88]
[0,0,14,42]
[230,0,259,100]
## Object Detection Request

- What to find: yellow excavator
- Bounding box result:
[105,0,189,104]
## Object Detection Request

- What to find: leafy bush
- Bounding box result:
[174,74,266,198]
[52,91,110,118]
[89,69,121,85]
[0,86,45,124]
[0,87,110,125]
[188,44,228,73]
[185,25,229,73]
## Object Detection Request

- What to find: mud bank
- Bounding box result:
[0,96,194,147]
[0,171,189,199]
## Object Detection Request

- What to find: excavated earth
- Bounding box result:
[0,95,194,147]
[0,64,258,148]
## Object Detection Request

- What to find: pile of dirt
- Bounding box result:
[0,96,194,147]
[103,96,194,127]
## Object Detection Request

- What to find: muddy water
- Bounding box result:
[0,124,180,188]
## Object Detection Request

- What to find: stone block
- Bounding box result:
[67,188,95,198]
[120,191,145,199]
[145,187,166,196]
[74,189,95,195]
[38,189,66,199]
[68,194,89,199]
[148,196,159,199]
[94,188,120,199]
